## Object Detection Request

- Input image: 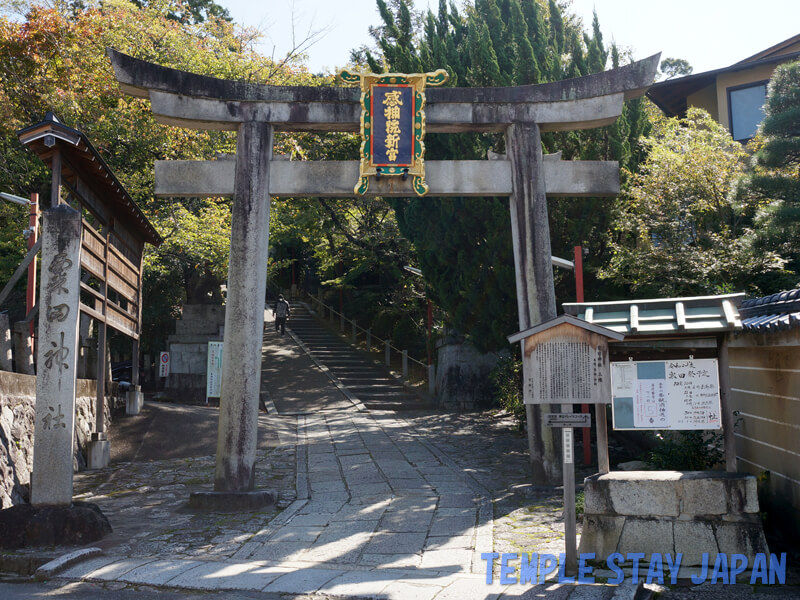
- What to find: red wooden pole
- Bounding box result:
[575,245,592,467]
[26,194,39,340]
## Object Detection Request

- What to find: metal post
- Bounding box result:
[366,328,372,351]
[402,350,408,381]
[385,340,391,367]
[596,403,610,474]
[575,245,592,467]
[718,335,737,472]
[26,193,39,340]
[561,404,577,576]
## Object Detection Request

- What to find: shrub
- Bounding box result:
[646,430,723,471]
[489,355,524,428]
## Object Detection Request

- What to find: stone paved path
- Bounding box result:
[45,310,800,598]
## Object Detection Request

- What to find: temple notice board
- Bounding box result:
[610,358,721,431]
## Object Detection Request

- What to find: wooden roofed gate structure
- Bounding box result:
[13,113,161,506]
[106,48,659,502]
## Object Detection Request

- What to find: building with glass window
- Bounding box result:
[647,34,800,141]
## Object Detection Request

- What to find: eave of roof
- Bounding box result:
[508,313,625,344]
[647,50,800,117]
[562,293,744,337]
[17,113,162,247]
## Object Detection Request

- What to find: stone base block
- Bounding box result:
[580,471,768,569]
[188,490,275,512]
[0,501,111,549]
[86,440,110,470]
[126,390,143,415]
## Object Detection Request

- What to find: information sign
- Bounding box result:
[206,341,223,401]
[158,351,170,378]
[611,358,721,430]
[544,413,592,428]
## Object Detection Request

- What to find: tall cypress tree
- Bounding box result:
[746,60,800,283]
[365,0,650,351]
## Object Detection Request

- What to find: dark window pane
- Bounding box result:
[729,83,767,141]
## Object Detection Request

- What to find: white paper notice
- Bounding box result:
[633,379,668,428]
[611,362,635,396]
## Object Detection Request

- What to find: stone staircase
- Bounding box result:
[287,303,429,411]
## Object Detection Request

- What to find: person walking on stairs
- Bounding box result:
[273,294,290,336]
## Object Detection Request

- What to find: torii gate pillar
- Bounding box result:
[214,121,273,493]
[507,122,559,481]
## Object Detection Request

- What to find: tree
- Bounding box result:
[659,57,692,80]
[361,0,649,352]
[742,60,800,286]
[602,108,785,296]
[0,0,318,354]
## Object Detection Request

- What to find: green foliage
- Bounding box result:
[602,107,785,297]
[658,57,692,80]
[0,0,316,354]
[366,0,650,352]
[489,354,524,427]
[741,60,800,285]
[646,431,723,471]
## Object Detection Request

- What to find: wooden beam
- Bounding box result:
[0,238,42,307]
[154,158,619,198]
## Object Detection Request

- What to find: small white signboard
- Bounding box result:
[545,413,592,428]
[611,358,721,430]
[562,428,574,464]
[159,351,170,378]
[206,341,223,401]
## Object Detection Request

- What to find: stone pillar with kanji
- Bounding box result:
[31,204,82,506]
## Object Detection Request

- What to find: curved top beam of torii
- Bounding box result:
[107,49,659,134]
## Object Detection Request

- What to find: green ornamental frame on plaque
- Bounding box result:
[338,69,448,197]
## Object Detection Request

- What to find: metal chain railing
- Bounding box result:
[304,290,436,395]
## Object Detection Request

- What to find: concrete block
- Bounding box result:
[0,313,12,371]
[188,490,275,511]
[616,518,674,559]
[674,520,718,566]
[680,477,727,515]
[87,439,110,470]
[714,521,768,559]
[578,515,625,558]
[584,476,614,514]
[126,390,143,415]
[605,472,681,517]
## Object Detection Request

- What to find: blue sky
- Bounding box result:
[220,0,799,76]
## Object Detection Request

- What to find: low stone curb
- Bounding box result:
[609,581,651,600]
[34,547,103,581]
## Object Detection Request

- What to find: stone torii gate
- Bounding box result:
[108,49,658,494]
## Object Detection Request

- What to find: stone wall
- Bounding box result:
[0,371,110,508]
[435,334,501,410]
[165,304,225,402]
[580,471,768,567]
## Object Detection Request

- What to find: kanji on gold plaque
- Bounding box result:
[338,68,448,197]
